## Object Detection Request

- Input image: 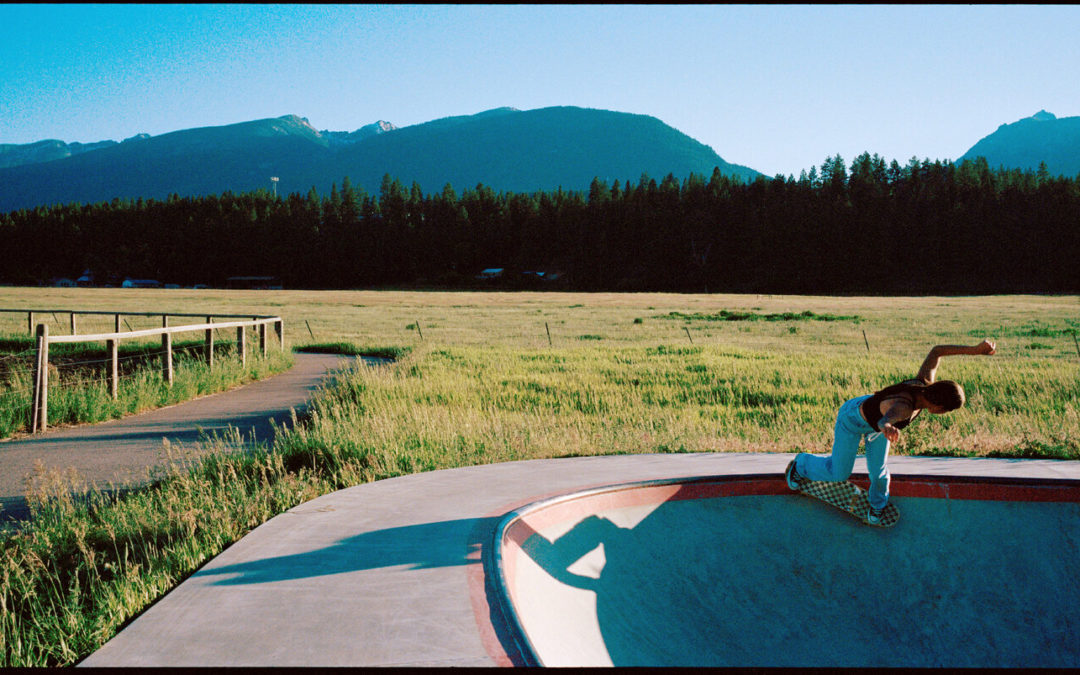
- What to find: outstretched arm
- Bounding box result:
[916,339,997,383]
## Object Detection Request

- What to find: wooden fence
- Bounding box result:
[4,310,285,434]
[0,308,282,337]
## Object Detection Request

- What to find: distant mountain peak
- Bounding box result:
[321,120,398,148]
[475,107,520,116]
[263,115,320,136]
[0,137,118,169]
[278,114,317,128]
[959,110,1080,178]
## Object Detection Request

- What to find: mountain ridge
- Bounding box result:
[0,106,760,211]
[956,110,1080,177]
[0,138,119,169]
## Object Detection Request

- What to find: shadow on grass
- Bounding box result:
[293,343,409,360]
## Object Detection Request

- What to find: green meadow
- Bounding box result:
[1,287,1078,665]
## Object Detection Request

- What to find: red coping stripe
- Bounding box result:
[862,475,1080,502]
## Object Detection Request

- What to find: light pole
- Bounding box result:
[270,176,279,198]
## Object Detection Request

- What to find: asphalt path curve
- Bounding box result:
[0,352,366,523]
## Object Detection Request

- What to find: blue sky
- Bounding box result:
[2,4,1078,177]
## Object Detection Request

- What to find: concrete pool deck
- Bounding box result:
[79,452,1080,667]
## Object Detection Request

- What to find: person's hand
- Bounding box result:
[975,339,997,355]
[882,422,899,444]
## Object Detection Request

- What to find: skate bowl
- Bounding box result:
[491,474,1080,667]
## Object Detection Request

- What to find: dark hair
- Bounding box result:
[925,380,965,411]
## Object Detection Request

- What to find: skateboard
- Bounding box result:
[792,474,899,528]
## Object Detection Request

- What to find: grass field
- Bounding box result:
[1,287,1078,665]
[5,287,1075,458]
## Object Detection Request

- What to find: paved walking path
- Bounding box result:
[0,352,361,522]
[79,452,1080,667]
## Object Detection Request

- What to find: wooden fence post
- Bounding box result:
[259,322,267,358]
[237,326,247,367]
[108,338,118,399]
[114,314,121,332]
[162,316,173,385]
[205,316,214,367]
[35,321,48,429]
[70,312,77,335]
[275,319,284,350]
[31,323,47,432]
[27,311,34,335]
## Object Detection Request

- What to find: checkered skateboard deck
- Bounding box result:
[795,477,899,528]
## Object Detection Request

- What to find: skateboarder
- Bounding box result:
[785,339,997,524]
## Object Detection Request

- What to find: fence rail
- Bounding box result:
[24,312,284,434]
[0,308,279,336]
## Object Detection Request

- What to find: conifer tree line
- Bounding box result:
[2,152,1078,294]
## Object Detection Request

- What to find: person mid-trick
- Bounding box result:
[785,339,997,524]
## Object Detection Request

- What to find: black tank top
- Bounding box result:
[861,379,926,431]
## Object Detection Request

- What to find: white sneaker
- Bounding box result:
[867,505,885,525]
[785,458,804,490]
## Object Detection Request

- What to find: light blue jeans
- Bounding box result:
[794,394,891,510]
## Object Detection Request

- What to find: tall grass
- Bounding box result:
[277,342,1080,477]
[0,432,323,666]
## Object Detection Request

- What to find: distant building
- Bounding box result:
[476,268,505,280]
[121,278,162,288]
[226,276,283,290]
[50,277,76,287]
[76,269,95,287]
